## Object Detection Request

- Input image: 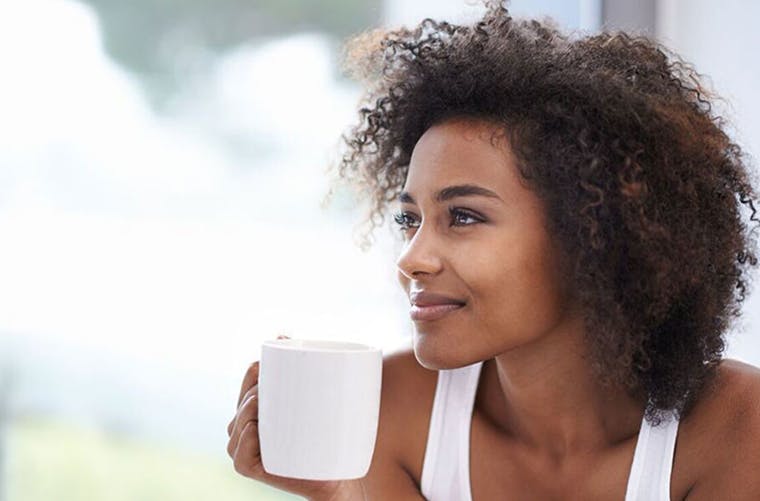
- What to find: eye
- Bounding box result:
[449,207,483,226]
[391,207,484,233]
[392,211,419,231]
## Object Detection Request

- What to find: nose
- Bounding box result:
[395,225,443,280]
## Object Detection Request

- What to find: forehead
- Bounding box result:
[404,118,519,197]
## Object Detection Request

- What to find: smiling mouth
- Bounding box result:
[410,303,466,321]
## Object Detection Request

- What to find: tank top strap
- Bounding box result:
[420,360,483,501]
[624,409,680,501]
[421,363,680,501]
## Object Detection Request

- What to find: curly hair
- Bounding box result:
[323,0,760,424]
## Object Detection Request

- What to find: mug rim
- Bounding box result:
[263,338,381,353]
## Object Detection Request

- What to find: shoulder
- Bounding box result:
[682,357,760,499]
[704,358,760,440]
[714,358,760,447]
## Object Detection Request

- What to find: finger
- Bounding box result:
[237,384,257,412]
[237,361,260,409]
[228,413,251,458]
[233,420,263,478]
[228,389,259,456]
[236,336,288,413]
[227,391,252,436]
[228,384,257,436]
[230,390,258,447]
[227,412,241,437]
[228,386,256,443]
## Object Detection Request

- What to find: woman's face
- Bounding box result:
[395,118,576,369]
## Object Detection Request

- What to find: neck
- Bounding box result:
[477,311,646,462]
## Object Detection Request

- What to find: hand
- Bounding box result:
[226,335,365,501]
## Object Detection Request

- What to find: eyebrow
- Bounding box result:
[398,183,503,205]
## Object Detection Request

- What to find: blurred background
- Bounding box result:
[0,0,758,499]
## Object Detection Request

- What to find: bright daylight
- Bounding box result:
[1,0,759,500]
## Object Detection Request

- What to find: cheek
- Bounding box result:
[468,235,568,343]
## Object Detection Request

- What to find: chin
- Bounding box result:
[412,330,475,371]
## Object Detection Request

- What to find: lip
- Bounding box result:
[410,303,465,321]
[408,290,467,322]
[409,290,466,307]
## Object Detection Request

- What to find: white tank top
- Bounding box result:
[420,360,680,501]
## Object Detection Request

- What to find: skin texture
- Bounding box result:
[362,342,760,500]
[395,118,648,460]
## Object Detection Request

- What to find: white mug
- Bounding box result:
[258,338,383,480]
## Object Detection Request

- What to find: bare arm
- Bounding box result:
[359,454,427,501]
[311,461,426,501]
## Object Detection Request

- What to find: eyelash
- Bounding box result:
[392,207,484,232]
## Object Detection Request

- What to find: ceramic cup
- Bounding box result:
[258,338,383,480]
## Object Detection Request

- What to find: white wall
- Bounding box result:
[657,0,760,365]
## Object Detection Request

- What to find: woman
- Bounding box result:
[227,1,760,499]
